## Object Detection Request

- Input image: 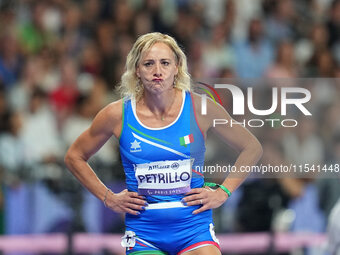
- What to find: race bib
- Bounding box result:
[134,159,192,195]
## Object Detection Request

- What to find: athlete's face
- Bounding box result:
[136,42,178,94]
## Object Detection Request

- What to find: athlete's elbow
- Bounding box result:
[64,147,80,169]
[250,139,263,162]
[65,145,88,170]
[64,149,74,169]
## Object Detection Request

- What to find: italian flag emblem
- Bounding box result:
[179,134,194,146]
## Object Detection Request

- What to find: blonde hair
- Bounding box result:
[118,32,191,100]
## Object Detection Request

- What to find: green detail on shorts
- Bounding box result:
[119,98,125,140]
[197,87,217,104]
[128,251,167,255]
[128,123,173,145]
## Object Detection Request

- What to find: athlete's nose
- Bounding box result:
[153,62,162,77]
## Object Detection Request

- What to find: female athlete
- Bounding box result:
[65,32,263,255]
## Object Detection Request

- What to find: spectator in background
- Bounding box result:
[307,49,337,77]
[58,2,84,57]
[201,23,235,77]
[281,118,327,234]
[62,94,94,146]
[111,34,134,88]
[233,18,274,79]
[318,133,340,218]
[17,1,54,55]
[0,110,32,236]
[0,31,21,89]
[21,87,62,171]
[15,86,71,235]
[315,50,337,77]
[282,118,324,166]
[0,86,9,133]
[80,41,102,77]
[281,178,326,235]
[295,23,330,74]
[96,21,118,88]
[236,139,290,233]
[132,11,153,38]
[231,0,262,40]
[50,57,79,127]
[266,41,297,78]
[8,56,45,112]
[0,110,26,185]
[171,6,202,51]
[319,102,340,145]
[328,196,340,255]
[265,0,296,44]
[111,0,134,35]
[326,0,340,49]
[78,0,102,39]
[311,24,330,52]
[140,0,170,33]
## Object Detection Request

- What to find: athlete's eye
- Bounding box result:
[144,62,153,67]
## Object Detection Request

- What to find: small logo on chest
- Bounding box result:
[130,139,142,152]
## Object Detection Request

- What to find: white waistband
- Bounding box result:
[145,201,187,210]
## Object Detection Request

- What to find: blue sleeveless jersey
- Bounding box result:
[119,90,205,203]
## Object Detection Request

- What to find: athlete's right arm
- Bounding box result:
[64,100,146,215]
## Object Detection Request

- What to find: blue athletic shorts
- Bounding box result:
[121,202,220,255]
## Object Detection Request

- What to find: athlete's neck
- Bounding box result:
[141,88,179,117]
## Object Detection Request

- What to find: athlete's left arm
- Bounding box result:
[183,93,263,214]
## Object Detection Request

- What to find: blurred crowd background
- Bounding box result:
[0,0,339,253]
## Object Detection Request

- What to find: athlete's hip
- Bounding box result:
[125,202,212,227]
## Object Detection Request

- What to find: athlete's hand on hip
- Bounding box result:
[106,189,147,215]
[182,187,228,214]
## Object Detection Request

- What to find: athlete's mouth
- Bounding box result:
[152,79,163,82]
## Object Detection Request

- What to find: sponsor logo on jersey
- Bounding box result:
[130,139,142,152]
[171,162,179,169]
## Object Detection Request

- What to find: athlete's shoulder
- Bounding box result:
[102,98,124,120]
[92,98,124,138]
[190,91,202,100]
[189,91,222,113]
[189,91,232,132]
[189,91,202,110]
